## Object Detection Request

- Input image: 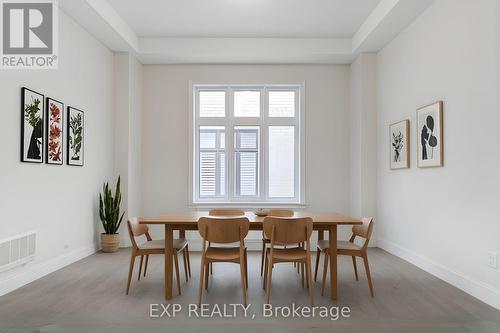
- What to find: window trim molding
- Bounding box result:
[188,81,306,206]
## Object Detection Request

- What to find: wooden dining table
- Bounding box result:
[140,211,361,300]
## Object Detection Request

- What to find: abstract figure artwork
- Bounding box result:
[417,101,443,167]
[390,120,409,169]
[21,88,44,163]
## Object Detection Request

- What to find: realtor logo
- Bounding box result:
[1,0,58,69]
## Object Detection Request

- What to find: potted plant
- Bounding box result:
[99,176,125,252]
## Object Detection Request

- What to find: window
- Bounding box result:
[192,85,302,204]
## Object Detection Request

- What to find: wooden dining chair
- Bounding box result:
[263,216,314,305]
[207,209,245,275]
[126,218,191,295]
[260,210,294,277]
[314,217,374,297]
[197,216,250,305]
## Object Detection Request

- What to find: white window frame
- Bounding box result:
[189,83,306,207]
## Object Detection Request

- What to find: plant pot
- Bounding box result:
[101,233,120,253]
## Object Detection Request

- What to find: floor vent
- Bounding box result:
[0,231,36,272]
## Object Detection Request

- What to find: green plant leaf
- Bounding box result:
[99,177,125,235]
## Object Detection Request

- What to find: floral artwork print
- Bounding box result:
[21,88,44,163]
[69,113,82,160]
[67,107,84,166]
[46,99,64,164]
[392,131,403,162]
[390,120,409,169]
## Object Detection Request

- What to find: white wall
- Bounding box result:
[0,12,115,295]
[377,0,500,309]
[142,65,354,243]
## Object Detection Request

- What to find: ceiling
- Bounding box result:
[106,0,382,38]
[59,0,435,64]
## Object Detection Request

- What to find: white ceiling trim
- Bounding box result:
[84,0,139,52]
[60,0,435,64]
[139,37,353,64]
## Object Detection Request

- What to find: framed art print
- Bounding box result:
[67,107,84,166]
[417,101,443,168]
[390,119,410,169]
[45,98,64,165]
[21,87,44,163]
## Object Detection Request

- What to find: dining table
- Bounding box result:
[140,211,362,300]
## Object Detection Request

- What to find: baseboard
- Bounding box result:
[378,238,500,310]
[0,243,98,296]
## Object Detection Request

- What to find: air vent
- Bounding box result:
[0,231,36,272]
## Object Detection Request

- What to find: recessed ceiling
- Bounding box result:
[60,0,435,64]
[106,0,382,38]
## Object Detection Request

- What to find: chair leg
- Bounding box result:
[198,255,205,305]
[186,245,191,278]
[204,263,209,290]
[362,254,374,297]
[305,262,310,289]
[314,249,320,282]
[138,255,144,280]
[305,258,314,306]
[321,252,328,296]
[300,262,305,288]
[143,255,149,277]
[265,257,273,304]
[183,249,189,282]
[208,242,213,275]
[174,251,181,296]
[260,241,266,276]
[125,252,136,295]
[239,255,247,306]
[263,251,268,290]
[244,249,249,290]
[352,256,359,281]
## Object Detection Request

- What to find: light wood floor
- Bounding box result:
[1,248,499,333]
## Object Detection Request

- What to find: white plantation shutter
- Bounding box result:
[200,152,216,196]
[269,91,295,117]
[199,126,225,197]
[219,152,225,195]
[235,127,259,197]
[199,91,225,117]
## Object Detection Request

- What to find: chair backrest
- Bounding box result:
[198,216,250,244]
[351,217,374,249]
[267,209,294,217]
[263,216,313,245]
[208,209,245,216]
[127,218,152,249]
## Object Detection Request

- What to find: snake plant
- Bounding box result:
[99,176,125,234]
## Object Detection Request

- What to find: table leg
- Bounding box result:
[329,225,338,300]
[165,225,173,300]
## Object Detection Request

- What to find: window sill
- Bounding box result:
[188,202,308,209]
